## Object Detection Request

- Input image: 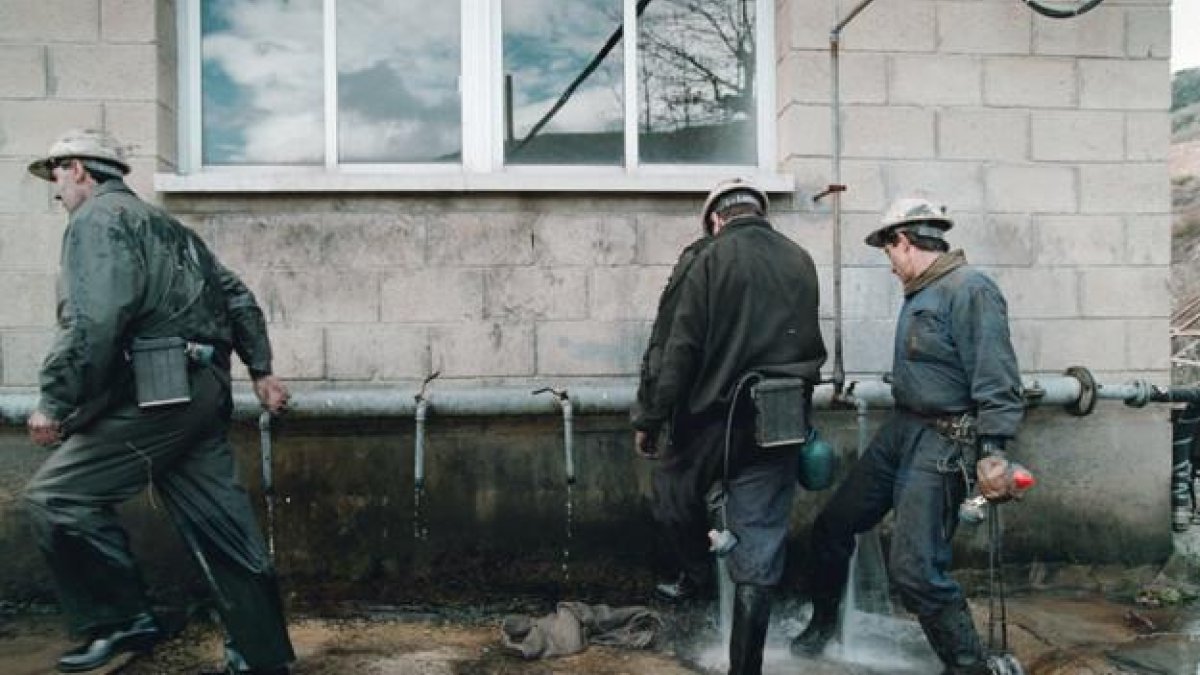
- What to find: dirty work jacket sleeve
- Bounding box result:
[38,209,145,421]
[217,261,273,378]
[951,280,1023,439]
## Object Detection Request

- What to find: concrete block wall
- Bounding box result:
[778,0,1172,382]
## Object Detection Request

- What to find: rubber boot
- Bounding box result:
[917,601,992,675]
[789,594,839,658]
[728,584,772,675]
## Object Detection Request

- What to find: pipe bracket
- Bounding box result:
[1063,366,1097,416]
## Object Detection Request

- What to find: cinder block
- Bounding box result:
[261,325,325,380]
[48,45,158,100]
[1079,268,1169,318]
[1124,214,1170,266]
[1079,59,1169,111]
[890,55,982,106]
[104,102,159,158]
[939,108,1028,161]
[987,268,1078,319]
[1125,8,1171,59]
[1021,318,1127,371]
[101,0,157,42]
[1079,163,1169,215]
[156,102,177,168]
[0,273,55,326]
[428,213,533,266]
[1125,318,1169,371]
[0,161,51,214]
[1034,215,1123,265]
[485,267,587,321]
[1007,319,1039,372]
[1125,112,1169,161]
[841,319,898,373]
[1033,6,1125,57]
[984,58,1076,108]
[590,266,671,321]
[842,107,935,158]
[777,52,887,106]
[779,104,832,157]
[0,101,102,157]
[839,213,894,266]
[985,165,1076,213]
[882,162,986,212]
[430,322,534,377]
[1,330,53,386]
[781,158,885,213]
[773,212,833,265]
[320,213,426,268]
[532,214,636,266]
[937,2,1031,55]
[0,215,65,271]
[327,325,428,380]
[381,268,483,322]
[823,266,901,320]
[840,0,936,53]
[950,214,1035,266]
[536,321,648,376]
[0,47,46,97]
[256,269,380,324]
[777,0,835,51]
[636,214,705,266]
[122,157,157,203]
[1031,110,1124,161]
[0,1,99,42]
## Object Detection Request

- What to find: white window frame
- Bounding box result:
[159,0,791,193]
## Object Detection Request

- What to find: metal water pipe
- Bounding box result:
[413,372,440,490]
[533,387,576,486]
[258,411,277,559]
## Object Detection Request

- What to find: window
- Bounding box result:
[170,0,784,192]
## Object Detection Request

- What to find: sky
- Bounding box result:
[1176,0,1200,73]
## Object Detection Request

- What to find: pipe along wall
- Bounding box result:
[0,371,1181,606]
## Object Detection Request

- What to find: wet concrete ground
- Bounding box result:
[3,587,1200,675]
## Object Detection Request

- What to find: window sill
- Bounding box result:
[153,168,796,194]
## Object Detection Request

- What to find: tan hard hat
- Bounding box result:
[701,178,769,233]
[28,129,131,182]
[865,197,953,248]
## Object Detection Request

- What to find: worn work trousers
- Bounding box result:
[23,366,294,670]
[652,417,798,587]
[809,413,969,618]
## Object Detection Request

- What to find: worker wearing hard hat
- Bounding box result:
[22,129,295,675]
[795,197,1024,675]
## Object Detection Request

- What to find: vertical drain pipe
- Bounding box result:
[413,372,440,491]
[533,387,576,485]
[258,411,277,560]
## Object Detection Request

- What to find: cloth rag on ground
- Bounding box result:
[500,602,663,659]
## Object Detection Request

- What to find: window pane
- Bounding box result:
[638,0,757,165]
[338,0,462,163]
[201,0,324,165]
[502,0,624,165]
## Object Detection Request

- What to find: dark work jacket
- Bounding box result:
[633,216,826,437]
[631,236,712,430]
[38,180,272,428]
[892,262,1023,438]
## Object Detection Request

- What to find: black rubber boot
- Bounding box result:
[57,612,161,673]
[728,584,772,675]
[789,594,839,658]
[917,601,993,675]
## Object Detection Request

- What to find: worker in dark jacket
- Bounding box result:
[22,129,294,675]
[632,232,713,601]
[633,179,826,675]
[793,198,1024,675]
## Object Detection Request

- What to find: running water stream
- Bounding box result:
[562,483,574,584]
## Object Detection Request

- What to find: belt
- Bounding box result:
[900,407,977,445]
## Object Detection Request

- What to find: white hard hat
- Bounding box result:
[28,129,130,182]
[701,178,769,233]
[865,197,953,248]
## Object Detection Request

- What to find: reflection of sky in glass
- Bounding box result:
[503,0,623,165]
[338,0,461,163]
[639,0,756,165]
[202,0,324,165]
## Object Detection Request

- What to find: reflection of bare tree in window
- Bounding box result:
[639,0,754,135]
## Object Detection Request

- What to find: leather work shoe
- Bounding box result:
[57,612,161,673]
[225,643,290,675]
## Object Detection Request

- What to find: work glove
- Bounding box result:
[976,436,1012,502]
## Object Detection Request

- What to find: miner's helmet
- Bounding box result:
[701,178,769,234]
[865,197,954,248]
[27,129,131,182]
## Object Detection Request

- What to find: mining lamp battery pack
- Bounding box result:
[130,336,191,408]
[749,377,810,448]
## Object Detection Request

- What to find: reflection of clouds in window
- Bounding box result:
[639,0,756,164]
[338,0,461,162]
[202,0,324,164]
[503,0,623,165]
